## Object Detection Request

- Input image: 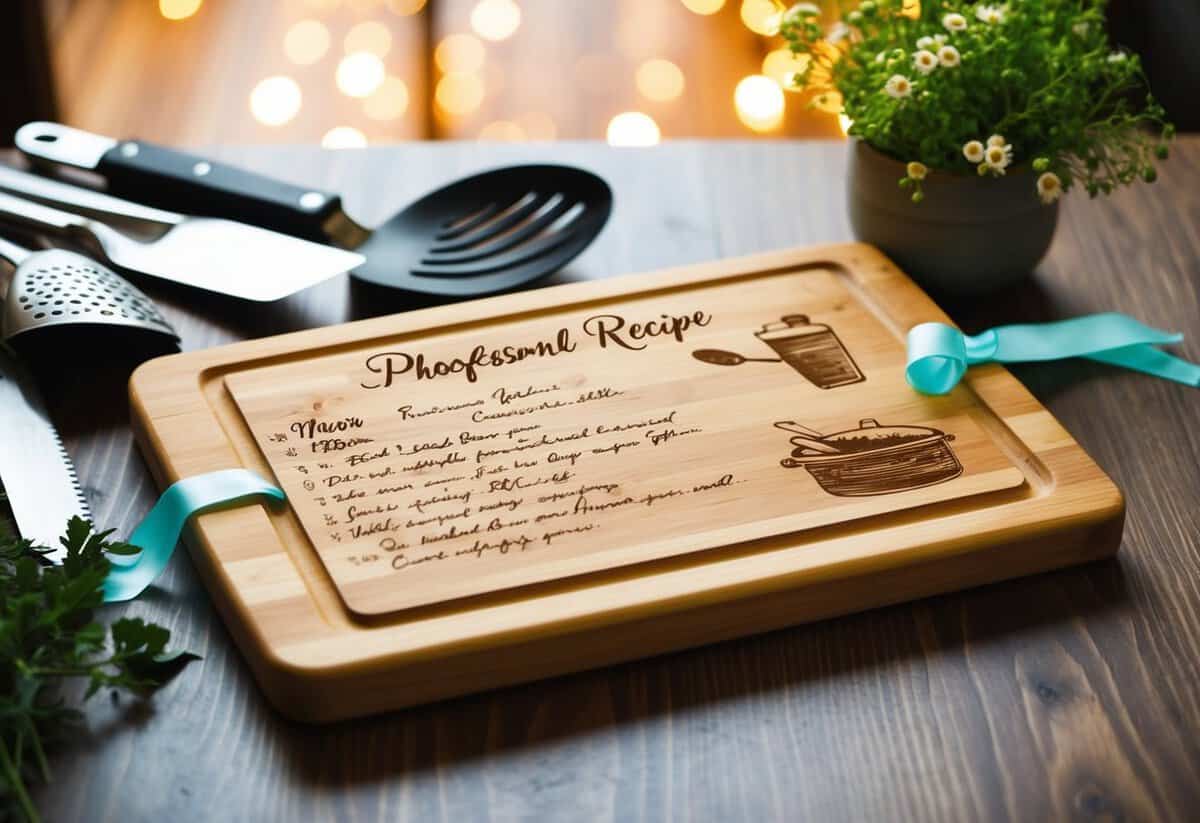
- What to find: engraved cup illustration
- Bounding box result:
[755,315,864,389]
[776,418,962,496]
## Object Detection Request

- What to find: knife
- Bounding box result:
[0,345,91,561]
[14,122,368,249]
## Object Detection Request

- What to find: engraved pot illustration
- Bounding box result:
[755,315,864,389]
[778,418,962,497]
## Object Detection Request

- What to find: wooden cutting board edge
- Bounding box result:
[127,242,1125,722]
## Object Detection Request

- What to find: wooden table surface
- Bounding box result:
[25,139,1200,822]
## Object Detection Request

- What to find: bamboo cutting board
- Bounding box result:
[129,244,1123,722]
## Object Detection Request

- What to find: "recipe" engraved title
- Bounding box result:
[361,310,712,388]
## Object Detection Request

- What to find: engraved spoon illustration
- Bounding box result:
[692,348,782,366]
[773,421,842,455]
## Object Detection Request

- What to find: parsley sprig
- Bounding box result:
[1,516,197,823]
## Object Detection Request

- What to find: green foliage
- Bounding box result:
[0,517,197,822]
[781,0,1174,200]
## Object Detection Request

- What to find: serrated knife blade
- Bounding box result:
[0,345,90,561]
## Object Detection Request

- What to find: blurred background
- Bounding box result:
[3,0,1196,149]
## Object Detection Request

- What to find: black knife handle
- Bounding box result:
[97,140,345,242]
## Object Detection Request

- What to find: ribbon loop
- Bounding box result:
[906,313,1200,395]
[103,468,284,603]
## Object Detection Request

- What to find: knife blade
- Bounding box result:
[0,345,91,561]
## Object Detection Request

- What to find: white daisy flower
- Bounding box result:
[827,22,852,43]
[987,134,1007,148]
[1037,172,1063,203]
[907,161,929,181]
[975,4,1006,24]
[963,140,985,163]
[984,142,1014,174]
[884,74,913,99]
[783,2,820,22]
[943,12,968,32]
[913,50,938,75]
[937,45,961,67]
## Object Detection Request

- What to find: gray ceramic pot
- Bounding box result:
[847,140,1058,296]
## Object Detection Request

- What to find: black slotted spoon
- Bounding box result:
[16,123,613,298]
[357,165,612,295]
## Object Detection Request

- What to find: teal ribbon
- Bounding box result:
[103,468,285,603]
[906,312,1200,395]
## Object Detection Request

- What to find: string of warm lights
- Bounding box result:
[159,0,840,146]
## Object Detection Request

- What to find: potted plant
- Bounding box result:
[780,0,1175,295]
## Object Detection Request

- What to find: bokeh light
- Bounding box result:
[159,0,202,20]
[344,21,393,58]
[479,121,526,141]
[435,34,486,74]
[336,52,386,98]
[322,126,369,148]
[762,48,810,91]
[734,74,784,131]
[249,76,302,126]
[470,0,522,42]
[436,73,486,115]
[636,58,686,102]
[740,0,782,36]
[284,20,331,66]
[363,76,410,120]
[386,0,427,13]
[606,112,661,146]
[680,0,725,14]
[838,113,853,136]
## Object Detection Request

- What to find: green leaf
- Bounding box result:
[1,516,195,819]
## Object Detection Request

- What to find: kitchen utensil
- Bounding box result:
[779,418,962,496]
[691,348,782,366]
[771,421,842,455]
[0,162,198,224]
[0,345,91,560]
[16,123,612,297]
[0,231,176,559]
[773,420,829,439]
[787,436,842,455]
[0,234,177,342]
[0,168,364,302]
[755,314,864,389]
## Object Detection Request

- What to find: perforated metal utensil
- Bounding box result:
[0,234,177,343]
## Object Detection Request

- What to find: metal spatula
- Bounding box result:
[0,176,364,302]
[17,123,611,298]
[0,234,177,343]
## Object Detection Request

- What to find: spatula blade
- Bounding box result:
[108,218,364,302]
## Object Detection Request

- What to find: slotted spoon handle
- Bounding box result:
[16,122,356,244]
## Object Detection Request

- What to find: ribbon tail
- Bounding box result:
[103,469,285,603]
[1087,344,1200,387]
